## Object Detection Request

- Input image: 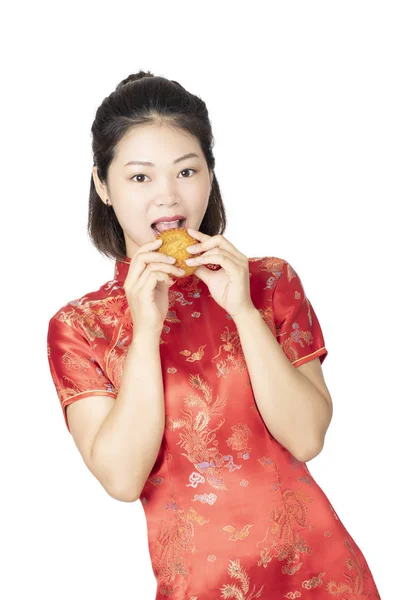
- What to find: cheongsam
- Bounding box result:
[47,255,381,599]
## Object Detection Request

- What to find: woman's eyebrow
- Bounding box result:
[124,152,200,167]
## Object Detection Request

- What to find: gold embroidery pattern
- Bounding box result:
[325,537,379,598]
[219,558,265,599]
[255,487,313,573]
[211,325,250,382]
[153,490,209,595]
[166,373,229,491]
[59,295,126,341]
[226,423,252,459]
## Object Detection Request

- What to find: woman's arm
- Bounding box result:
[233,307,332,462]
[90,330,165,501]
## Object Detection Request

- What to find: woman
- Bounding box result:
[47,71,381,599]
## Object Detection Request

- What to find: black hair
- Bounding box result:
[88,70,227,261]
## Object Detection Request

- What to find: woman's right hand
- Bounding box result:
[123,238,185,335]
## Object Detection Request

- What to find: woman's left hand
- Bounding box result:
[185,228,255,318]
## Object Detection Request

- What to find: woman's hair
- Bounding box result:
[88,70,227,262]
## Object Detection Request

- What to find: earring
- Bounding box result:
[106,199,110,206]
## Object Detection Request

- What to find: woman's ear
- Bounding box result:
[92,166,108,204]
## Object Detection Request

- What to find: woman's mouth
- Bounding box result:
[151,218,186,235]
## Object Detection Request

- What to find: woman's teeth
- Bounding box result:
[152,219,185,233]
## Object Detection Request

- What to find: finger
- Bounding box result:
[138,269,173,294]
[137,263,185,290]
[186,248,243,268]
[188,252,242,277]
[131,238,164,265]
[186,232,246,262]
[125,247,176,288]
[186,228,210,242]
[142,270,174,293]
[140,238,163,253]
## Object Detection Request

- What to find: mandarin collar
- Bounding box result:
[114,256,131,284]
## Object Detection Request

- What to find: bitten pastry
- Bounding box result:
[155,227,201,278]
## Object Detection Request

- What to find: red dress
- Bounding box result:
[47,255,381,599]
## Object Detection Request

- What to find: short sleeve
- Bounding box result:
[272,260,328,368]
[47,317,117,433]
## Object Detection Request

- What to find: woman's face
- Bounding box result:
[92,123,213,258]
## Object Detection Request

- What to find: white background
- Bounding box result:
[2,1,398,598]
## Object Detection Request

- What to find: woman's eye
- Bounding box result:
[130,174,149,183]
[178,168,196,178]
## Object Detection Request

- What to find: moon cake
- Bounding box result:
[155,226,201,278]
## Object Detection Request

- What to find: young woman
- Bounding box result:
[47,71,381,599]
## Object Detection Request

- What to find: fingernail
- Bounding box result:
[186,258,197,265]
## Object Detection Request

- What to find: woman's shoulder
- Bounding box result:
[248,255,288,282]
[247,256,293,306]
[249,255,287,271]
[48,276,127,332]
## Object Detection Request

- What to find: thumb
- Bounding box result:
[192,265,212,286]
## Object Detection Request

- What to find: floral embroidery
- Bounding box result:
[166,373,230,492]
[47,254,380,599]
